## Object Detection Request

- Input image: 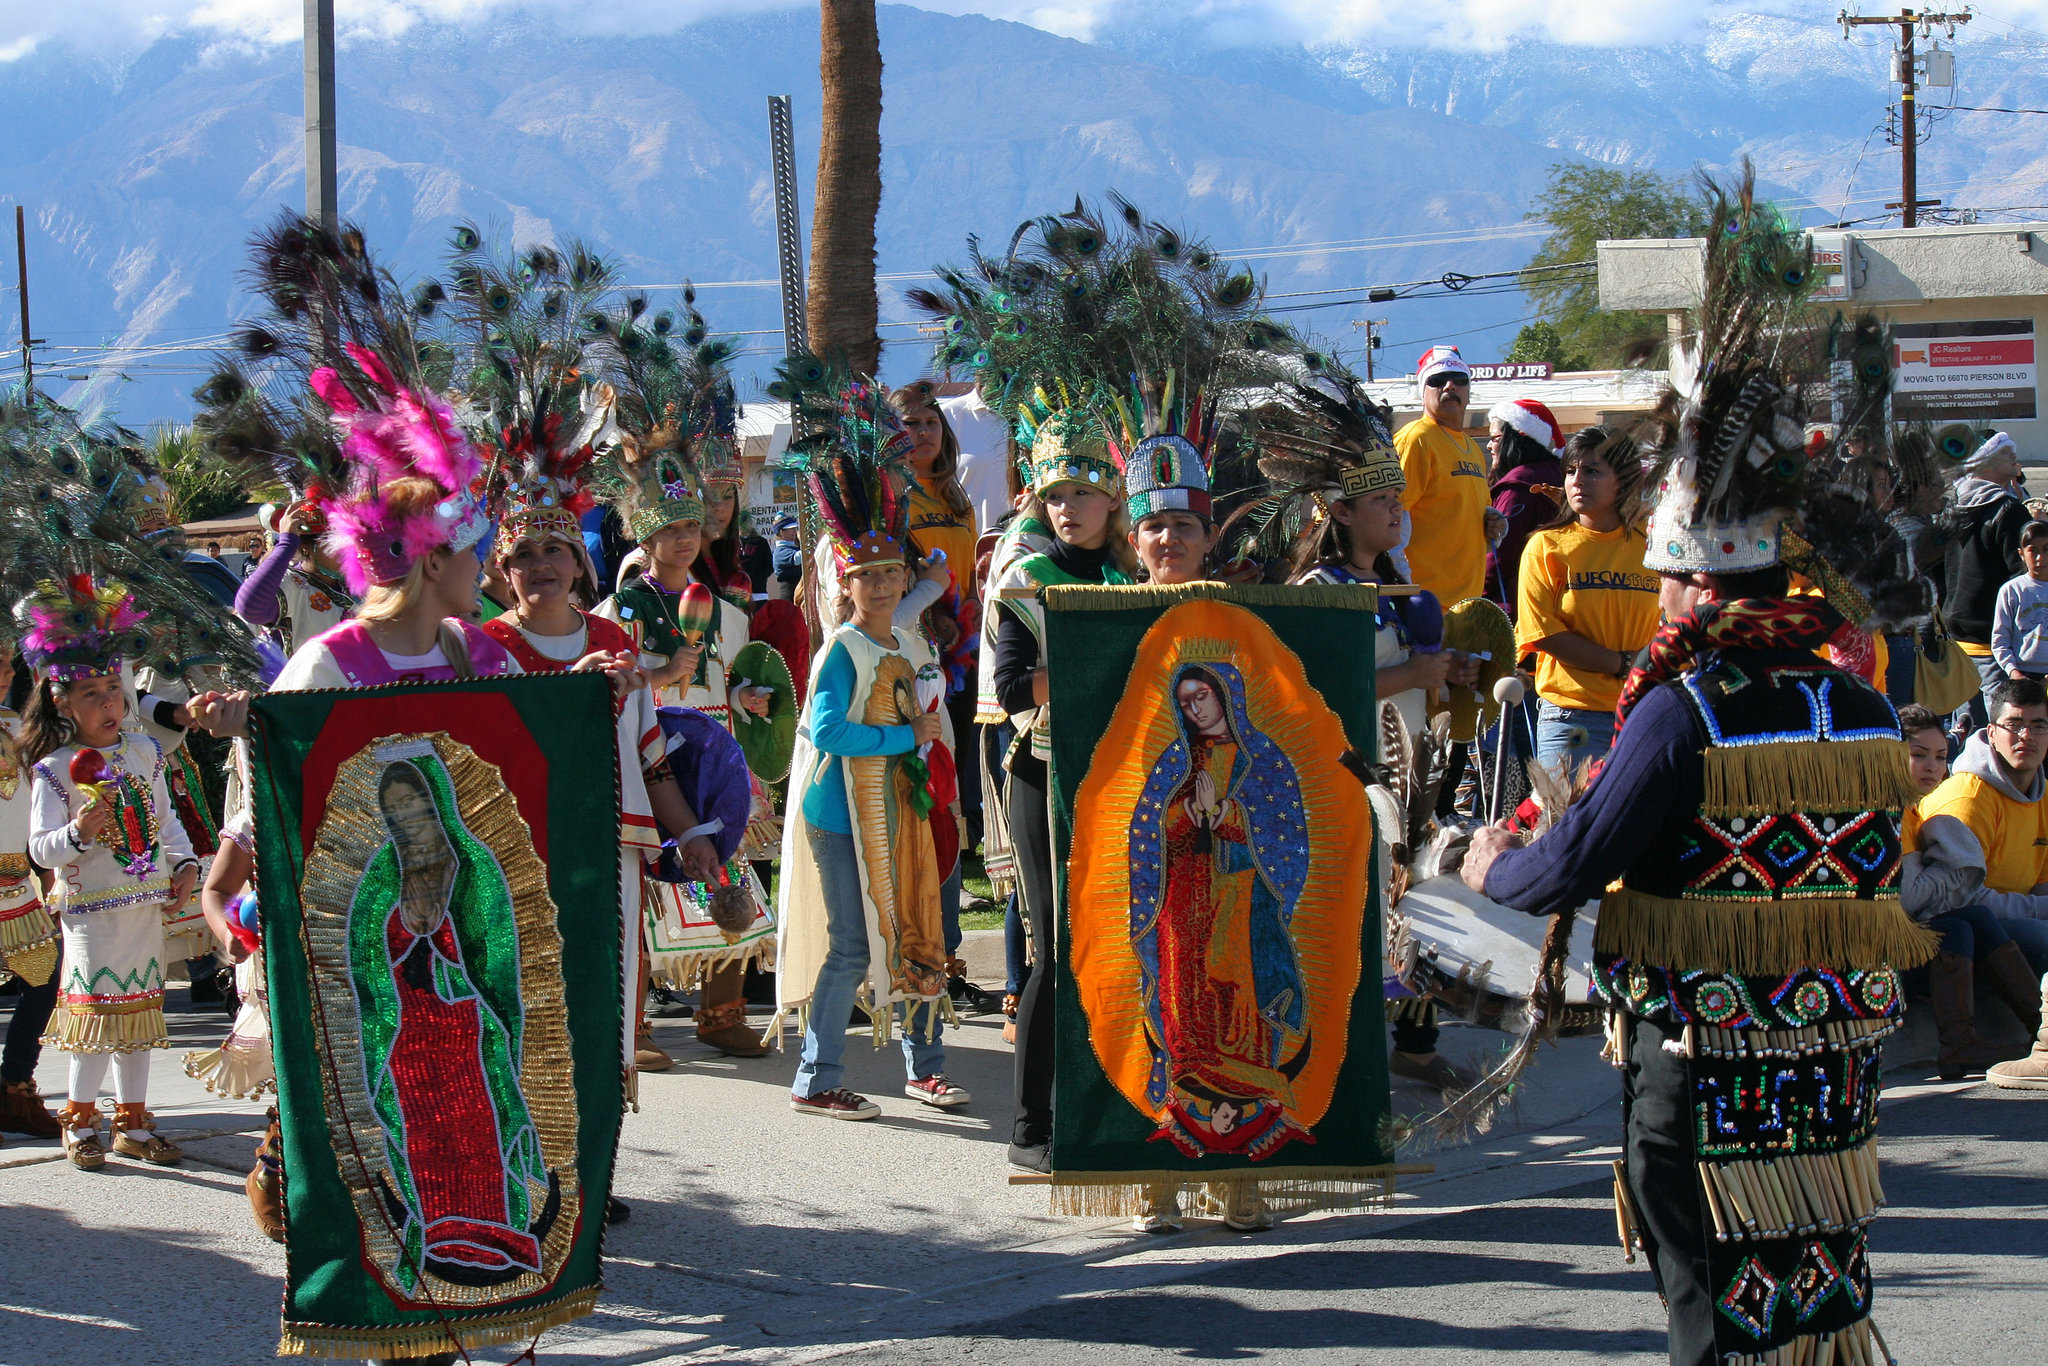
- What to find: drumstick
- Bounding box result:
[1488,676,1524,825]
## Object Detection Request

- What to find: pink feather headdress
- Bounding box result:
[311,343,489,592]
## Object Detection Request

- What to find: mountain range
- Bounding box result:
[0,3,2043,424]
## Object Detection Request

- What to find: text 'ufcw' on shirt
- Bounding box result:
[1568,569,1660,593]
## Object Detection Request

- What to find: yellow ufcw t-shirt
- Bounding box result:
[907,478,979,594]
[1394,415,1490,607]
[1913,772,2048,894]
[1516,522,1662,712]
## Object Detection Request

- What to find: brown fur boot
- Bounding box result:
[1931,950,2008,1081]
[0,1080,60,1138]
[248,1108,285,1243]
[1989,971,2048,1091]
[697,961,767,1056]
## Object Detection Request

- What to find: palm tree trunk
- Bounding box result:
[807,0,884,378]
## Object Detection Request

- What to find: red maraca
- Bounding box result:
[678,582,717,648]
[68,749,113,806]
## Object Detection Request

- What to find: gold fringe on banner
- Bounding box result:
[1718,1312,1893,1366]
[40,996,169,1053]
[277,1288,600,1360]
[647,935,775,993]
[1041,581,1380,614]
[1696,1139,1885,1241]
[1701,739,1917,817]
[1594,889,1940,976]
[1043,1165,1417,1217]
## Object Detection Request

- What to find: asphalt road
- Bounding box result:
[810,1079,2048,1366]
[0,993,2039,1366]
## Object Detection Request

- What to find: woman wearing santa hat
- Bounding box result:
[1485,398,1566,617]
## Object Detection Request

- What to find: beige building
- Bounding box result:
[1600,221,2048,460]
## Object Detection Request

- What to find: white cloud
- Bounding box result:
[5,0,2044,60]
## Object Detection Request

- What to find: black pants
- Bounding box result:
[948,690,982,849]
[2,968,57,1086]
[1391,1004,1439,1055]
[1622,1014,1716,1366]
[1007,753,1055,1149]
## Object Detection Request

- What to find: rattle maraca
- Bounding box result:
[68,749,114,808]
[678,582,717,648]
[226,890,262,957]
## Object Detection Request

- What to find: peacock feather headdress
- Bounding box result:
[586,283,741,544]
[415,224,615,564]
[769,351,915,570]
[1632,162,1930,630]
[0,393,258,683]
[910,193,1289,508]
[199,214,486,595]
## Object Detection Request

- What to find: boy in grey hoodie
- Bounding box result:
[1901,681,2048,1077]
[1990,520,2048,681]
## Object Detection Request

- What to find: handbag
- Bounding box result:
[1914,613,1983,717]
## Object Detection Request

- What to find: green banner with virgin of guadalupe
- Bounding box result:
[1044,582,1394,1214]
[250,674,623,1360]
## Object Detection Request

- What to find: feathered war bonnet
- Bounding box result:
[586,282,740,545]
[414,224,614,567]
[1226,349,1403,565]
[1633,163,1931,632]
[769,352,916,571]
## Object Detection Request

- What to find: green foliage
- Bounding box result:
[1504,321,1589,372]
[151,425,249,524]
[1521,164,1708,368]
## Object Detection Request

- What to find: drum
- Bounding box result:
[1388,873,1606,1037]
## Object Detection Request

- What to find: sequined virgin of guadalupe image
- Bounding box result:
[299,733,582,1308]
[1067,599,1374,1166]
[1136,660,1312,1157]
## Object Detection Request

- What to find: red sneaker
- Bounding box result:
[905,1074,971,1109]
[790,1088,879,1120]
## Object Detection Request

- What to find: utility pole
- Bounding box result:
[1840,7,1970,228]
[1352,318,1389,381]
[767,94,821,646]
[14,206,31,399]
[304,0,338,228]
[767,96,808,358]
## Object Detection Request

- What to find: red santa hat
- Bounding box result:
[1415,345,1470,385]
[1487,398,1564,454]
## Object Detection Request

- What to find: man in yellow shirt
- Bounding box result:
[1904,677,2048,1080]
[1394,346,1491,607]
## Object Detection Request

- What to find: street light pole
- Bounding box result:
[305,0,338,228]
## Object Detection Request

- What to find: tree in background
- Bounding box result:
[1519,164,1706,369]
[808,0,884,377]
[152,425,250,525]
[1504,320,1588,372]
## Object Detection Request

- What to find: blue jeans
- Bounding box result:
[793,826,946,1099]
[1998,914,2048,978]
[1536,698,1618,768]
[1928,903,2012,960]
[1955,649,2002,736]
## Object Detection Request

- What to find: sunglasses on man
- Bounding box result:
[1424,372,1469,389]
